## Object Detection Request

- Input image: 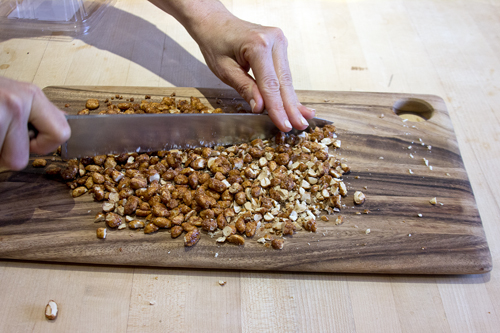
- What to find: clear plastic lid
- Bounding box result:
[0,0,115,37]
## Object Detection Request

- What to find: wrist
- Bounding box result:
[149,0,234,43]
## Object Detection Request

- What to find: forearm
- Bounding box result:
[148,0,234,43]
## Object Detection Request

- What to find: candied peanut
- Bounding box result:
[45,300,58,320]
[144,223,159,234]
[249,147,264,158]
[199,209,215,219]
[130,176,147,189]
[235,217,246,234]
[61,162,78,180]
[93,155,106,165]
[315,150,329,161]
[135,209,151,217]
[235,192,247,206]
[216,214,227,229]
[244,167,258,179]
[86,98,99,110]
[303,218,317,232]
[172,214,184,225]
[105,212,122,228]
[188,216,203,227]
[181,222,197,232]
[201,147,212,158]
[208,178,227,193]
[228,182,243,194]
[275,132,286,145]
[128,220,145,229]
[201,218,217,232]
[166,225,181,238]
[227,234,245,245]
[275,153,290,166]
[124,195,139,215]
[271,238,284,249]
[152,217,171,228]
[189,158,207,171]
[251,186,262,198]
[245,222,257,237]
[282,221,296,236]
[184,228,201,247]
[72,186,87,197]
[193,193,210,209]
[96,227,107,239]
[174,174,189,185]
[152,203,169,217]
[222,225,236,237]
[94,212,105,223]
[353,191,366,205]
[32,159,46,168]
[212,170,224,180]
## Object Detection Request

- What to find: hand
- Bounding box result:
[193,16,315,132]
[0,77,71,170]
[149,0,315,132]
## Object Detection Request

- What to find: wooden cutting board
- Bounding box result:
[0,86,492,274]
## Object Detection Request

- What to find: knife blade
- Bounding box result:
[61,113,332,159]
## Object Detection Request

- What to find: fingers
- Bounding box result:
[247,28,315,132]
[0,91,30,170]
[0,120,30,171]
[0,79,70,170]
[248,42,293,132]
[28,87,71,155]
[271,32,316,129]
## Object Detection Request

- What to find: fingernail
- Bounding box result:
[284,119,292,130]
[301,117,309,127]
[309,108,316,116]
[250,99,257,113]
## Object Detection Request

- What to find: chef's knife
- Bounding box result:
[61,113,332,159]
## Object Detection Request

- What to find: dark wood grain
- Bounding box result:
[0,86,492,274]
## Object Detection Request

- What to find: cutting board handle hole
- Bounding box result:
[393,98,434,122]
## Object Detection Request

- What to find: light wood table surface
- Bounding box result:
[1,0,499,331]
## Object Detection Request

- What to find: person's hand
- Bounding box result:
[149,0,315,132]
[0,77,71,170]
[193,17,316,132]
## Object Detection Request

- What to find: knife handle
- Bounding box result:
[28,123,38,140]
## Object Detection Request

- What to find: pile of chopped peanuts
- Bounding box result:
[47,94,356,250]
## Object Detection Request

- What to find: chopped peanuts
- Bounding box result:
[57,93,360,250]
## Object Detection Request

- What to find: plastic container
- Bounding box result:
[0,0,115,37]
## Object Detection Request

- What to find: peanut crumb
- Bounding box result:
[218,280,226,286]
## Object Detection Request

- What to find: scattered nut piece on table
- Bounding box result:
[353,191,366,205]
[45,300,58,320]
[96,227,107,239]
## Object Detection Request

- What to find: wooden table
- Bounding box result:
[1,0,499,331]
